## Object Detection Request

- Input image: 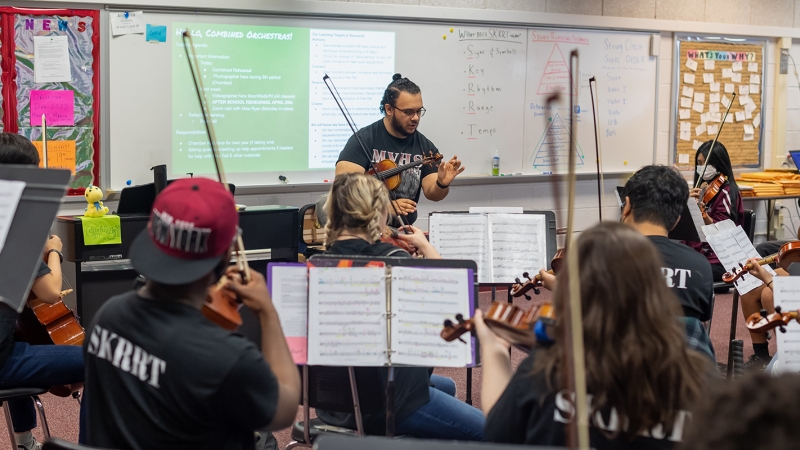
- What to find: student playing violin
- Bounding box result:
[316,172,485,440]
[686,140,744,282]
[0,133,84,450]
[477,222,711,449]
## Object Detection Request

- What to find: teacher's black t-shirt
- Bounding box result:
[337,119,440,225]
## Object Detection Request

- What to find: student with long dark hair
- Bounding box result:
[477,222,711,448]
[686,140,744,282]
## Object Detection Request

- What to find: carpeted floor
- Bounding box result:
[0,289,773,449]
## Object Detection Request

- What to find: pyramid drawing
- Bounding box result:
[536,44,573,96]
[530,113,585,168]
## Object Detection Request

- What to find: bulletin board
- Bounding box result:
[0,8,100,195]
[673,37,766,169]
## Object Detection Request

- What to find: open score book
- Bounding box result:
[268,262,475,368]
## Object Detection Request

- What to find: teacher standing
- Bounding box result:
[335,73,465,225]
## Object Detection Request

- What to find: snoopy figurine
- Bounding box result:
[84,185,109,218]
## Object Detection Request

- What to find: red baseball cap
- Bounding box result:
[130,178,238,285]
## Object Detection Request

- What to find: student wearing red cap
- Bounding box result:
[82,178,300,449]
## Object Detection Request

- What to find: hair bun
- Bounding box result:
[392,73,402,81]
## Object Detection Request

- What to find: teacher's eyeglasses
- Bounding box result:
[394,107,426,118]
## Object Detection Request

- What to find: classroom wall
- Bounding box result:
[57,0,800,243]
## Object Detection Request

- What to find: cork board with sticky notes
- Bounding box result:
[674,39,765,169]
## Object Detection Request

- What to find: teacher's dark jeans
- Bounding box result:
[0,342,83,432]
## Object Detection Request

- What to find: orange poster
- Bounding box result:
[33,140,76,174]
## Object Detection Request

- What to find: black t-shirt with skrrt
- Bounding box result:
[337,119,440,225]
[648,236,714,322]
[0,261,51,369]
[485,351,691,449]
[83,291,279,450]
[315,238,432,435]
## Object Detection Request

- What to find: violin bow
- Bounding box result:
[181,30,250,283]
[588,77,604,221]
[694,92,736,189]
[322,74,410,235]
[562,50,589,450]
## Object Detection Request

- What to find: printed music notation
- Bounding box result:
[429,213,548,283]
[270,265,310,364]
[703,220,775,295]
[773,277,800,373]
[390,267,473,367]
[308,267,388,366]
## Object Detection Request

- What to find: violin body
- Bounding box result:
[441,301,554,352]
[202,281,243,331]
[509,248,565,299]
[366,153,443,191]
[722,241,800,284]
[699,174,727,212]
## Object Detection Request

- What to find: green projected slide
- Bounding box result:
[172,23,395,175]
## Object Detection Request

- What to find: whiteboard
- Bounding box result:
[108,13,658,190]
[522,30,659,174]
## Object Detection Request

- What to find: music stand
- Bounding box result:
[0,165,70,312]
[315,434,566,450]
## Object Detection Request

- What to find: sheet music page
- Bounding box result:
[269,265,309,364]
[687,199,707,242]
[487,214,547,283]
[390,267,472,367]
[703,220,775,295]
[429,214,490,282]
[774,277,800,373]
[0,180,25,255]
[307,266,388,366]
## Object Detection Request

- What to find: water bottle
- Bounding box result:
[491,150,500,176]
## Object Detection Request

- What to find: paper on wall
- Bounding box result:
[707,124,719,136]
[724,83,735,93]
[33,36,71,83]
[750,74,761,85]
[694,92,705,103]
[722,68,733,78]
[732,73,742,83]
[110,11,145,36]
[738,95,749,106]
[695,124,706,136]
[732,61,743,72]
[725,114,734,123]
[681,97,693,108]
[753,113,761,128]
[750,84,760,94]
[682,86,694,98]
[735,111,745,122]
[679,130,691,141]
[686,59,698,71]
[692,140,702,150]
[680,121,690,133]
[709,103,720,113]
[704,59,715,70]
[748,62,758,72]
[680,153,691,163]
[739,85,750,95]
[700,112,710,123]
[684,73,695,84]
[721,95,731,108]
[679,109,691,120]
[710,82,720,92]
[693,102,705,114]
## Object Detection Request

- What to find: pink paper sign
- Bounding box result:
[30,90,75,126]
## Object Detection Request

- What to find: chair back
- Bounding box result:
[43,438,110,450]
[742,209,756,241]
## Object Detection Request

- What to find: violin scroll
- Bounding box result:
[745,306,800,333]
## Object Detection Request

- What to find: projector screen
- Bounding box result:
[172,23,394,174]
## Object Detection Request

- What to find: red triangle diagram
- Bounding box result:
[536,44,573,96]
[530,113,585,168]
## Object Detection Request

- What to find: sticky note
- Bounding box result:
[80,215,122,245]
[680,153,691,163]
[681,97,693,108]
[710,82,720,93]
[707,124,719,136]
[710,112,721,122]
[32,140,76,174]
[696,124,706,136]
[679,109,691,119]
[30,90,74,126]
[703,73,714,84]
[721,95,731,108]
[738,95,749,106]
[700,112,710,123]
[735,111,745,122]
[725,114,734,123]
[686,59,698,71]
[684,73,695,84]
[710,103,720,113]
[694,92,705,103]
[732,61,743,72]
[743,123,755,135]
[753,113,761,128]
[692,140,702,150]
[739,85,750,95]
[710,93,720,104]
[724,83,735,93]
[744,132,754,141]
[748,62,758,72]
[704,60,715,70]
[680,121,690,133]
[745,109,753,120]
[744,102,756,114]
[722,68,733,78]
[680,130,691,141]
[732,73,742,83]
[750,84,760,94]
[693,102,705,113]
[682,86,694,98]
[146,24,167,43]
[750,74,760,85]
